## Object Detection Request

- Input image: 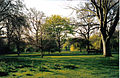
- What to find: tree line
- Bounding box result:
[0,0,119,57]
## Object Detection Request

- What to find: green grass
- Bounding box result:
[0,51,119,78]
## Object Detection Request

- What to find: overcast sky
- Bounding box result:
[24,0,89,17]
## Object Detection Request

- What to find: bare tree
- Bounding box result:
[75,10,99,52]
[27,8,46,57]
[69,4,99,52]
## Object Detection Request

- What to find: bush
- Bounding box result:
[26,47,36,52]
[0,62,9,76]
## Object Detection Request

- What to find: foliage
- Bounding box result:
[0,0,25,22]
[90,30,119,52]
[70,44,79,51]
[0,0,28,55]
[62,41,70,51]
[0,0,118,58]
[110,30,119,52]
[90,34,101,49]
[45,15,72,52]
[42,39,58,52]
[0,61,8,72]
[68,38,89,51]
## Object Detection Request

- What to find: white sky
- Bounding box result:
[24,0,89,17]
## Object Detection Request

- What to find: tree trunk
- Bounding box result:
[87,24,90,54]
[79,46,82,52]
[40,33,43,52]
[87,40,90,54]
[87,40,90,50]
[65,46,67,51]
[102,38,112,57]
[36,30,39,52]
[41,51,44,58]
[17,44,20,56]
[58,41,61,53]
[6,20,11,52]
[58,36,61,53]
[100,39,103,50]
[40,38,43,58]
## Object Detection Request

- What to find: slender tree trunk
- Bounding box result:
[7,33,11,52]
[65,47,67,51]
[58,40,61,53]
[16,41,20,56]
[36,30,39,52]
[41,51,43,58]
[79,47,81,52]
[6,19,11,52]
[16,38,20,56]
[87,25,90,54]
[58,33,61,53]
[17,27,21,56]
[40,33,43,58]
[87,38,90,54]
[17,44,20,56]
[87,40,90,50]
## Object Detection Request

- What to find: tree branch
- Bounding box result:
[108,1,119,12]
[108,8,119,40]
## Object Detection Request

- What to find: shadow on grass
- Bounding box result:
[0,52,119,67]
[45,53,102,56]
[0,53,103,60]
[1,53,118,67]
[0,72,8,76]
[0,54,118,78]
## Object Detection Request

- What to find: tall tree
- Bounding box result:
[0,0,28,55]
[75,10,99,52]
[69,4,99,52]
[27,8,46,57]
[45,15,71,52]
[10,15,28,56]
[81,0,119,57]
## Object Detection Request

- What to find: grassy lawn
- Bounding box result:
[0,51,119,78]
